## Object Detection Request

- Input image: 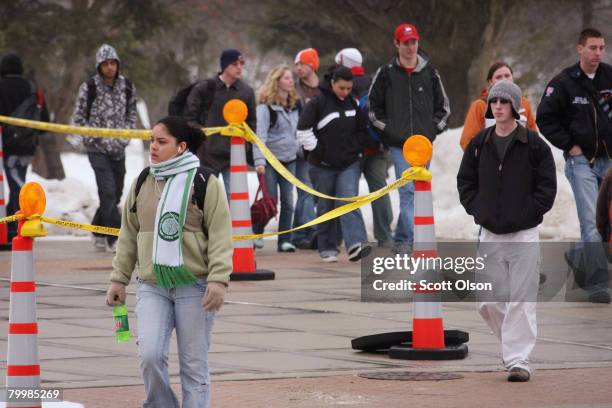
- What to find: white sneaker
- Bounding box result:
[93,237,106,253]
[320,250,338,263]
[253,238,264,249]
[106,240,117,254]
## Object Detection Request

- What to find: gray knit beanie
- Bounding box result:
[485,80,521,120]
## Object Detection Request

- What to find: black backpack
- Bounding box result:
[3,81,43,155]
[85,77,133,121]
[168,79,216,120]
[130,166,212,214]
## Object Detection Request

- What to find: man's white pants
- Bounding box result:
[478,227,539,371]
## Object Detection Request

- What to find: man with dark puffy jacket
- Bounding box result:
[0,53,49,239]
[72,44,137,253]
[369,23,450,253]
[537,28,612,303]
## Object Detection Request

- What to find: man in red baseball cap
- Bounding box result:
[369,23,450,254]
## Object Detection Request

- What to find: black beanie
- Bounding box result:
[1,54,23,77]
[157,116,204,154]
[220,48,242,72]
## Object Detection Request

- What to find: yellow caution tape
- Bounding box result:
[39,217,120,236]
[0,115,152,140]
[0,116,221,141]
[0,214,24,224]
[242,124,396,202]
[234,166,431,240]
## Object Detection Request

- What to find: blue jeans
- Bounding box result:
[389,146,415,244]
[361,150,393,244]
[292,157,316,243]
[565,154,610,293]
[309,161,367,253]
[253,161,296,246]
[136,279,216,408]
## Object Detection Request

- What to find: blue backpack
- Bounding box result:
[357,90,382,144]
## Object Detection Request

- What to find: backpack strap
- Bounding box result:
[191,166,212,211]
[197,79,217,124]
[130,167,151,213]
[85,78,96,121]
[267,105,278,130]
[124,79,133,120]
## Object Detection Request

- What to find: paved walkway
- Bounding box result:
[1,239,611,407]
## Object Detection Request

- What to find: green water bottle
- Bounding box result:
[113,304,131,343]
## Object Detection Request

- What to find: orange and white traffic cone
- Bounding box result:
[223,100,274,281]
[0,126,11,250]
[388,164,468,360]
[5,216,41,407]
[351,135,468,358]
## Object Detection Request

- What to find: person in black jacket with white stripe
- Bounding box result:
[296,65,373,263]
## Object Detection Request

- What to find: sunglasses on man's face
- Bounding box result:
[490,97,511,104]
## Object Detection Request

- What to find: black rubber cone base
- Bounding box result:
[352,330,469,352]
[0,243,11,251]
[389,342,468,360]
[230,269,275,281]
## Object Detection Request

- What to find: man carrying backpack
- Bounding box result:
[0,53,49,239]
[369,24,450,253]
[457,80,556,382]
[184,49,256,195]
[72,44,137,253]
[335,47,393,248]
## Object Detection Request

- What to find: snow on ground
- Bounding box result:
[9,128,579,240]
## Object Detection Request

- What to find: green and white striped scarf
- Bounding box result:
[150,152,200,288]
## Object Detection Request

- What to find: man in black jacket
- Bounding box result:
[0,54,49,239]
[537,28,612,303]
[458,80,556,382]
[369,23,450,252]
[185,49,256,196]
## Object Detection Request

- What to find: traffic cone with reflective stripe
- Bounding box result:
[388,171,468,359]
[351,135,468,358]
[6,215,41,407]
[0,126,11,250]
[228,135,274,281]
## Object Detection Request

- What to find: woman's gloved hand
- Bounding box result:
[106,282,127,306]
[203,281,227,311]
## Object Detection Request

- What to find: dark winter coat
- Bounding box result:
[536,62,612,162]
[185,76,256,173]
[0,54,49,155]
[297,84,371,170]
[368,55,450,147]
[457,125,557,234]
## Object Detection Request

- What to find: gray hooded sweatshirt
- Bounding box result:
[71,44,137,159]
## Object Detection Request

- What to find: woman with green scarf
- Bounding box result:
[106,116,232,408]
